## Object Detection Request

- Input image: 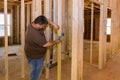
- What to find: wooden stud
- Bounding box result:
[57,0,62,80]
[71,0,84,80]
[107,0,111,9]
[16,5,20,43]
[99,0,104,69]
[98,0,108,69]
[53,0,58,23]
[44,0,51,79]
[21,0,25,78]
[116,0,119,52]
[110,0,115,56]
[111,0,119,55]
[31,0,35,21]
[110,0,112,58]
[32,0,42,21]
[103,0,108,65]
[10,9,13,44]
[78,0,84,79]
[45,47,50,80]
[53,0,58,64]
[61,0,66,60]
[64,0,69,58]
[71,0,79,79]
[4,0,8,80]
[114,0,118,53]
[117,0,120,49]
[90,3,94,64]
[36,0,42,16]
[26,4,30,26]
[30,4,32,22]
[68,0,72,57]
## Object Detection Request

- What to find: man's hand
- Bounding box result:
[47,19,60,30]
[43,41,53,47]
[43,39,61,48]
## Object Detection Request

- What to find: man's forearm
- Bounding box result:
[48,20,59,30]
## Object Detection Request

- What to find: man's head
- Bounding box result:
[33,15,48,29]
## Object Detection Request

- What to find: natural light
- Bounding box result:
[0,13,11,36]
[106,18,111,35]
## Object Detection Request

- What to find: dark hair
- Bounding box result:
[34,15,48,25]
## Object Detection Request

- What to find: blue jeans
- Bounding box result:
[28,58,44,80]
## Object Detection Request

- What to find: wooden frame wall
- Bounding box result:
[89,0,109,69]
[3,0,120,80]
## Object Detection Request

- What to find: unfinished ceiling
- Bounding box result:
[0,0,32,8]
[0,0,109,13]
[0,0,98,9]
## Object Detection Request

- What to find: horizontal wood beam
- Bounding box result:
[0,1,19,5]
[0,1,32,7]
[0,4,12,9]
[90,0,103,5]
[25,1,32,4]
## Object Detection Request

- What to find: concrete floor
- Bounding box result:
[0,45,120,80]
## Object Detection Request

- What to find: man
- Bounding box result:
[25,15,60,80]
